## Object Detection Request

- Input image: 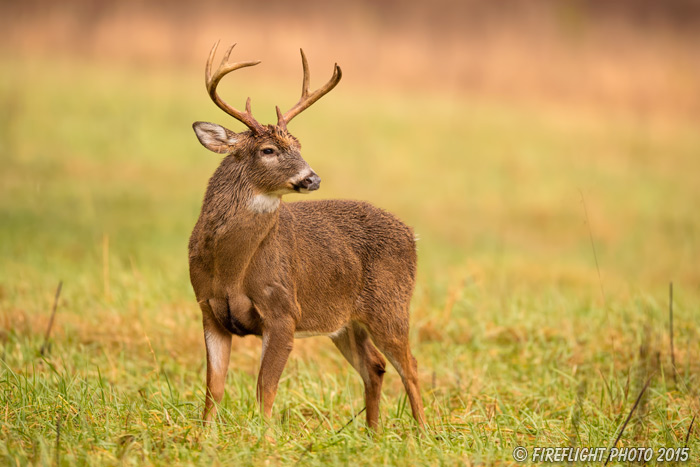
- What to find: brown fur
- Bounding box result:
[189,48,425,429]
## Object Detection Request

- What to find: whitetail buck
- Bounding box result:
[189,42,426,430]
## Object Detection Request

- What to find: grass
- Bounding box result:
[1,55,700,465]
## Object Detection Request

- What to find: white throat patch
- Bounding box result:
[248,194,281,214]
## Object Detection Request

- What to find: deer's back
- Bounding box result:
[283,199,416,267]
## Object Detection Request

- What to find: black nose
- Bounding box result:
[298,173,321,191]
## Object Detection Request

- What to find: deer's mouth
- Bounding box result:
[292,184,318,193]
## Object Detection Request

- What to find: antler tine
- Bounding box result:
[277,49,342,130]
[205,41,264,133]
[220,43,235,68]
[300,49,311,99]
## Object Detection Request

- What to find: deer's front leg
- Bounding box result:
[200,299,232,422]
[256,320,294,418]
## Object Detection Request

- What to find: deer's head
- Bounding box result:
[193,42,341,198]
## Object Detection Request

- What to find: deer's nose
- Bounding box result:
[298,173,321,191]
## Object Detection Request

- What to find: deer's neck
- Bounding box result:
[201,160,280,283]
[203,157,280,222]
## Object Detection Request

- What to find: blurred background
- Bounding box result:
[2,1,700,461]
[3,0,700,114]
[3,0,699,297]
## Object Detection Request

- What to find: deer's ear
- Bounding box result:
[192,121,240,154]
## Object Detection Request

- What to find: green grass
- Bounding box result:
[1,56,699,465]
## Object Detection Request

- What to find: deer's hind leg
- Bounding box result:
[331,322,386,430]
[368,322,425,428]
[361,304,426,429]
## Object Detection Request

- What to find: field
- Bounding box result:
[2,2,700,465]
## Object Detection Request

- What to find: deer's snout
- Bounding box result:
[295,173,321,192]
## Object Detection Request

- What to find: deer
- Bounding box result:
[188,41,426,430]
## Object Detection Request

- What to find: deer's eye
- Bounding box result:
[262,148,275,155]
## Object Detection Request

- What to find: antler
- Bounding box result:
[276,49,342,130]
[205,41,265,133]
